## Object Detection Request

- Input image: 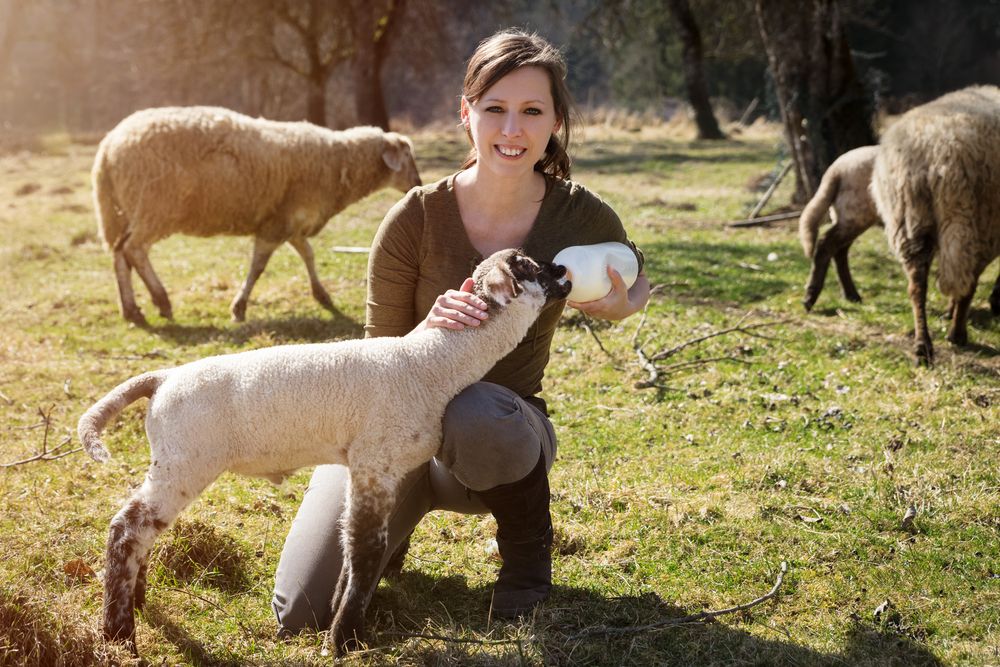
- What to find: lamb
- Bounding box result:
[77,249,571,655]
[92,106,422,324]
[799,145,881,311]
[870,85,1000,364]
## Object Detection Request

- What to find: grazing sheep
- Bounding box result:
[77,249,571,655]
[870,85,1000,364]
[799,145,881,311]
[92,106,422,324]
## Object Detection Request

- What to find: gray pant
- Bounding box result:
[270,381,557,634]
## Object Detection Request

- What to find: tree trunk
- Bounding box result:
[351,0,404,130]
[667,0,725,140]
[755,0,875,203]
[306,78,327,126]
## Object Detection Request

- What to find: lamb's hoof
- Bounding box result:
[103,620,137,654]
[157,305,173,320]
[802,293,817,312]
[990,294,1000,316]
[230,303,247,322]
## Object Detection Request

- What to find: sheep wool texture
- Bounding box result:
[92,106,412,248]
[871,85,1000,298]
[799,145,880,258]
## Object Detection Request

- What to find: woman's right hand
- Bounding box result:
[412,277,490,332]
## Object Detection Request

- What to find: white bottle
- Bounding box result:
[552,242,639,302]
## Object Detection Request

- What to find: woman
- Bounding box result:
[272,29,650,632]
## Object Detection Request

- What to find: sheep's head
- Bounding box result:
[382,133,422,191]
[473,249,571,310]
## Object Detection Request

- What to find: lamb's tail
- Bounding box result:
[91,141,128,250]
[77,371,165,462]
[799,167,841,258]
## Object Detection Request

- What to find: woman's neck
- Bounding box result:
[455,166,547,256]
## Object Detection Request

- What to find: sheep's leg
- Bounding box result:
[328,473,396,655]
[804,224,863,311]
[946,291,975,347]
[121,241,172,319]
[833,244,863,303]
[103,470,214,650]
[113,251,147,325]
[231,238,280,322]
[288,236,336,313]
[904,249,935,365]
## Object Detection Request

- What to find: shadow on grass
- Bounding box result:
[144,311,364,347]
[136,568,943,666]
[372,572,943,667]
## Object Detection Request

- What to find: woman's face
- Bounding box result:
[462,66,561,179]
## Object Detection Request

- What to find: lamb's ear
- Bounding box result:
[483,262,521,306]
[382,137,406,172]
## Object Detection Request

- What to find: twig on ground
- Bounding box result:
[1,406,82,467]
[0,389,13,405]
[632,313,786,389]
[579,314,615,362]
[159,586,256,639]
[381,631,529,646]
[569,561,788,640]
[747,161,793,219]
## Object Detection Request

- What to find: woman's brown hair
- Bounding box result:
[460,29,575,181]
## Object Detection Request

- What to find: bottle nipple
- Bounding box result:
[552,242,639,302]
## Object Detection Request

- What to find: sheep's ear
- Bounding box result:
[483,262,521,306]
[382,139,406,172]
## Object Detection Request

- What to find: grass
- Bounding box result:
[1,121,998,666]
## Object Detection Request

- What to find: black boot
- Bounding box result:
[476,452,552,618]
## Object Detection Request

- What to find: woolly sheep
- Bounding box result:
[92,106,422,324]
[870,85,1000,364]
[799,145,881,310]
[77,249,571,655]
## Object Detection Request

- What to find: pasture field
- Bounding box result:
[1,124,998,666]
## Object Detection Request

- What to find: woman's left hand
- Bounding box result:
[568,267,650,321]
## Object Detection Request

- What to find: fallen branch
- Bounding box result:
[633,313,786,389]
[747,161,793,219]
[0,406,82,467]
[381,631,528,646]
[726,210,802,228]
[569,561,788,639]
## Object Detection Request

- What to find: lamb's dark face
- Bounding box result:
[473,249,572,308]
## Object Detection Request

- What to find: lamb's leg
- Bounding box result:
[113,250,146,325]
[288,236,335,313]
[121,240,172,319]
[904,249,935,365]
[103,470,214,650]
[231,237,280,322]
[328,473,396,655]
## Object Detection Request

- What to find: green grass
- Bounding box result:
[1,124,998,665]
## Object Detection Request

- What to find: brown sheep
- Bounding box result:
[92,106,421,324]
[870,85,1000,364]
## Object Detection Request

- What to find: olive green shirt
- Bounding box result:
[365,173,643,411]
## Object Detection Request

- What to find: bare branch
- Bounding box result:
[650,316,785,361]
[569,561,788,639]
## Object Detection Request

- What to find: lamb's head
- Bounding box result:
[472,249,571,311]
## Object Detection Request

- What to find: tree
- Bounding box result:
[350,0,408,130]
[755,0,876,203]
[256,0,353,126]
[667,0,725,139]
